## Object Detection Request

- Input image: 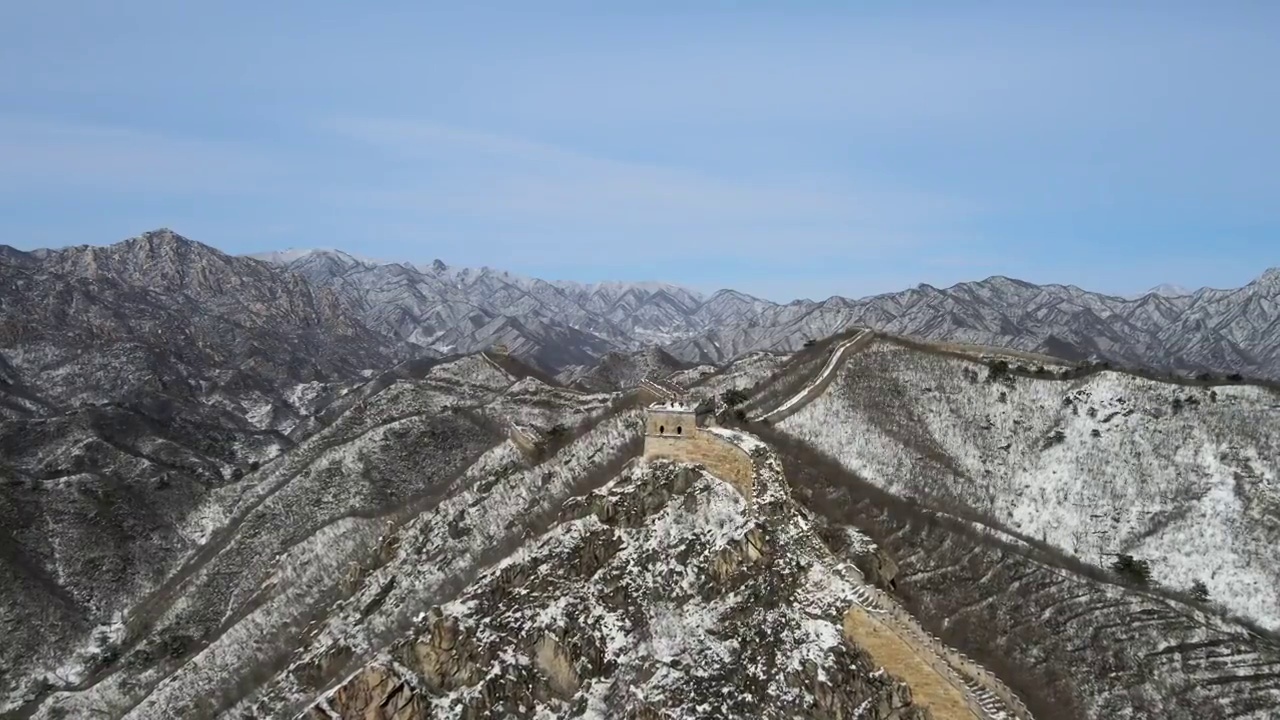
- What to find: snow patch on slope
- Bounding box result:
[783,341,1280,628]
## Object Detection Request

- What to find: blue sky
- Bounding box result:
[2,2,1277,301]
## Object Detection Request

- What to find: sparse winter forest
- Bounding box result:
[780,340,1280,629]
[756,422,1280,720]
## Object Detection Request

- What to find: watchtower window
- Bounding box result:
[658,425,665,434]
[676,426,683,435]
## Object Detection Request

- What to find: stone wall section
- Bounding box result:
[645,409,696,437]
[848,584,1034,720]
[842,604,982,719]
[685,421,1033,720]
[642,430,754,501]
[641,413,1033,719]
[753,329,874,424]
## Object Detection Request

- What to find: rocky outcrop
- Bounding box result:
[399,611,502,694]
[854,546,900,591]
[820,522,901,591]
[315,459,932,719]
[311,664,429,720]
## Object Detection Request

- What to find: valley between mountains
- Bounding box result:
[1,230,1278,719]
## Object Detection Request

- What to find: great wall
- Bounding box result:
[753,329,875,423]
[637,332,1034,720]
[489,328,1036,719]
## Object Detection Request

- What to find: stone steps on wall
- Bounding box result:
[855,581,1030,720]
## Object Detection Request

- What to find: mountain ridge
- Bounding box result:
[8,229,1280,383]
[5,229,1280,718]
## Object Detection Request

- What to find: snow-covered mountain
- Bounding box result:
[247,244,1280,383]
[5,229,1280,720]
[779,337,1280,630]
[249,248,705,362]
[667,272,1280,382]
[15,341,1273,719]
[1,230,394,413]
[7,230,1279,384]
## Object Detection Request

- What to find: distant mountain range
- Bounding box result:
[4,229,1279,386]
[249,238,1280,382]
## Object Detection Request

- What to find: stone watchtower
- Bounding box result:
[641,401,755,500]
[645,403,697,440]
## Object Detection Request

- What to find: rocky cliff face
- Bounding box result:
[1,230,394,413]
[311,459,929,720]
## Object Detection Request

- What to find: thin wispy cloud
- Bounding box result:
[323,117,978,259]
[0,3,1276,298]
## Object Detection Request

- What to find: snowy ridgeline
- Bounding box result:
[427,353,524,397]
[672,352,784,390]
[782,341,1280,629]
[310,458,923,719]
[212,353,525,438]
[222,411,646,719]
[665,364,719,387]
[181,354,616,566]
[299,410,645,655]
[433,354,619,426]
[24,354,633,720]
[230,379,336,434]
